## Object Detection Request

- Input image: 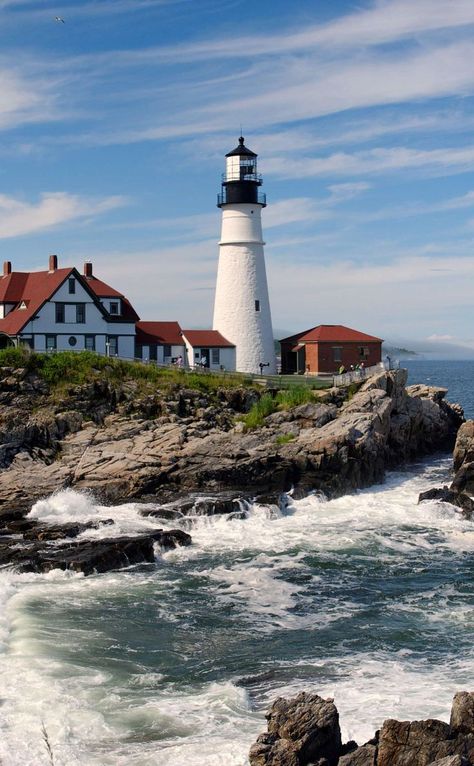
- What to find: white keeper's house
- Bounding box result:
[0,255,236,370]
[0,256,139,358]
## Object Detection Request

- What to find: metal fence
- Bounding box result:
[333,361,388,387]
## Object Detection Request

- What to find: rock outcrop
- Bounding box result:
[418,419,474,518]
[0,511,192,576]
[249,691,474,766]
[0,367,463,514]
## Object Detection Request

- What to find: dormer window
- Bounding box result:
[109,301,119,315]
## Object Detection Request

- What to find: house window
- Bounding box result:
[255,300,260,312]
[163,344,172,358]
[68,278,75,294]
[68,336,77,347]
[55,304,65,323]
[359,347,370,358]
[46,335,56,351]
[76,304,86,323]
[109,301,119,315]
[333,347,342,362]
[85,335,95,351]
[106,336,118,356]
[212,348,220,365]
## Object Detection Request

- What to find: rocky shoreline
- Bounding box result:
[0,364,466,576]
[249,690,474,765]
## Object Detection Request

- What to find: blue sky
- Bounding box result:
[2,0,474,349]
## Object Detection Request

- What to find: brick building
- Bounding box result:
[280,324,383,375]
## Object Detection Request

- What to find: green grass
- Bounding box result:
[0,349,256,393]
[275,433,295,446]
[242,386,317,430]
[275,385,314,410]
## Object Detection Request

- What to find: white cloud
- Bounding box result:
[96,0,474,64]
[0,192,126,238]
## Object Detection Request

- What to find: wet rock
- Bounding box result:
[249,692,342,766]
[338,743,377,765]
[0,528,191,576]
[418,486,474,519]
[450,692,474,736]
[377,717,474,766]
[22,520,114,541]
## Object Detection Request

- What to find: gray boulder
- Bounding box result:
[249,692,342,766]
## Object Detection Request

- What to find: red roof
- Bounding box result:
[0,265,139,336]
[183,330,235,348]
[84,276,123,298]
[85,276,139,322]
[281,325,383,344]
[0,268,73,335]
[136,321,183,345]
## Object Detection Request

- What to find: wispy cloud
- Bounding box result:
[81,0,474,64]
[0,192,126,239]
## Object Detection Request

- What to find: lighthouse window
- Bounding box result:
[255,300,260,312]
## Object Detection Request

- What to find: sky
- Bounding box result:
[2,0,474,350]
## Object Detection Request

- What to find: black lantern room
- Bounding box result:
[217,136,266,207]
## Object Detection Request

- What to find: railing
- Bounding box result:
[221,172,263,184]
[333,361,388,387]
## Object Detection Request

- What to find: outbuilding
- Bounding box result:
[280,324,383,374]
[182,330,235,370]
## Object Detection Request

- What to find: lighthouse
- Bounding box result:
[213,136,277,374]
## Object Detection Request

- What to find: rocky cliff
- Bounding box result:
[0,366,463,514]
[249,691,474,766]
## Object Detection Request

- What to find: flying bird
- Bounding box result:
[54,16,65,23]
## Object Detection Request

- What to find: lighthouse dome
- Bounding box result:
[225,136,257,157]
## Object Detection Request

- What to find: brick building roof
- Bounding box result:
[281,324,383,344]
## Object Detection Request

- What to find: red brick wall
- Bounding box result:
[316,342,382,373]
[280,340,382,374]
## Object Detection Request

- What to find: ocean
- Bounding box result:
[0,360,473,766]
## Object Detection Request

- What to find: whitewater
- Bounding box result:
[0,452,473,766]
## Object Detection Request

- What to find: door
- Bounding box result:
[200,348,210,368]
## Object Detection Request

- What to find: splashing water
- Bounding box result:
[0,455,473,765]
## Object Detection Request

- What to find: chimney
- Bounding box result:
[84,261,93,278]
[48,254,58,272]
[3,261,11,277]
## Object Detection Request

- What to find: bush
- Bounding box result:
[242,393,277,429]
[275,386,314,410]
[275,433,295,445]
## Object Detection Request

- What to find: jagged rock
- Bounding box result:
[428,756,472,765]
[418,486,474,519]
[377,717,474,765]
[338,743,377,765]
[450,422,474,496]
[0,529,191,576]
[249,692,341,766]
[0,370,464,512]
[450,692,474,735]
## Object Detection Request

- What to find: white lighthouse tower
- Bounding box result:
[213,136,276,374]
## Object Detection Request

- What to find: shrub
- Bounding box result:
[275,433,295,445]
[242,393,277,429]
[275,386,314,410]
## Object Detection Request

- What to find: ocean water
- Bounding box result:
[0,362,473,765]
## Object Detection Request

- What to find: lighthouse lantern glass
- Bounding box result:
[225,155,258,182]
